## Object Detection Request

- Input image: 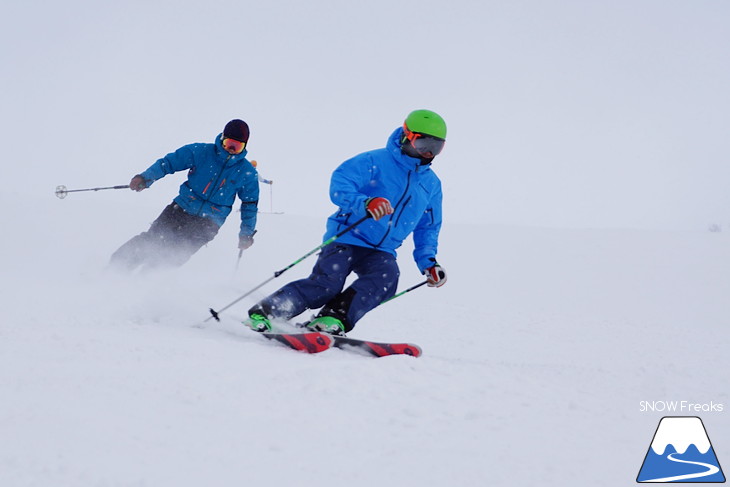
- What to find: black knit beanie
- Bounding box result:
[223,119,250,142]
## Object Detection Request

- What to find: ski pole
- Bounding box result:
[207,214,370,321]
[235,230,257,273]
[380,280,428,305]
[55,184,129,199]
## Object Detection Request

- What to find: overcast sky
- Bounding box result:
[2,0,728,230]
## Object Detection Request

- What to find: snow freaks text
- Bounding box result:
[639,401,724,413]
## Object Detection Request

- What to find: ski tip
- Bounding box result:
[397,343,422,358]
[331,336,423,358]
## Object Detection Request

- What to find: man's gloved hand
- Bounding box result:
[425,264,447,288]
[238,234,255,250]
[365,197,394,220]
[129,175,147,192]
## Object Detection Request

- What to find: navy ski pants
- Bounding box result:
[250,244,400,331]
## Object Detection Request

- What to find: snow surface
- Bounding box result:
[2,185,730,486]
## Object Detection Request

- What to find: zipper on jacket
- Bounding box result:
[375,170,412,248]
[425,208,434,225]
[393,196,412,227]
[198,154,231,214]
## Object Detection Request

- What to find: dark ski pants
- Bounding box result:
[110,202,220,271]
[250,244,400,332]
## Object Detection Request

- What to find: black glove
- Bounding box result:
[238,234,255,250]
[130,175,147,192]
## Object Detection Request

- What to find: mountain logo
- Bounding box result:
[637,416,725,483]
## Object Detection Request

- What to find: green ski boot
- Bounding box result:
[306,316,346,336]
[243,313,272,332]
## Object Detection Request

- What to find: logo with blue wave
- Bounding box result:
[637,416,725,483]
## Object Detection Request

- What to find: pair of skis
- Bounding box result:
[259,330,422,358]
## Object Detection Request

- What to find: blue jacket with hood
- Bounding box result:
[138,134,259,237]
[324,127,443,273]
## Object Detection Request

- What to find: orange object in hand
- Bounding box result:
[365,197,394,220]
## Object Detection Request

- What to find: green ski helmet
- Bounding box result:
[402,109,447,158]
[404,109,447,139]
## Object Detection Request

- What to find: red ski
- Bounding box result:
[331,336,422,358]
[261,331,333,353]
[253,326,421,357]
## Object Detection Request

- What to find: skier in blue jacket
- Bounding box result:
[244,110,448,335]
[110,119,259,271]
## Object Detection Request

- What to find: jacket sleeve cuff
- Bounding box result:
[138,171,156,187]
[416,256,437,274]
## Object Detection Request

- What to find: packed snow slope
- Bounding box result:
[2,189,730,487]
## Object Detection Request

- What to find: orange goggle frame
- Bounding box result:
[402,125,445,157]
[223,138,246,154]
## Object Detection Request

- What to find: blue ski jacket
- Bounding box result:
[138,134,259,236]
[324,127,443,273]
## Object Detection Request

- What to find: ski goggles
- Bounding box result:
[403,125,445,157]
[223,137,246,154]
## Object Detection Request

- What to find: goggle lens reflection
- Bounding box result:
[403,126,445,156]
[223,138,246,153]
